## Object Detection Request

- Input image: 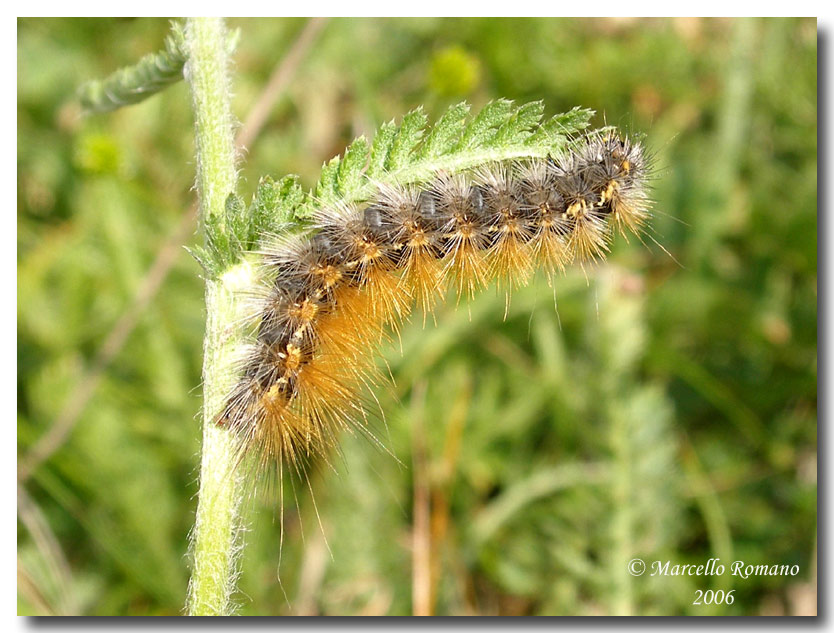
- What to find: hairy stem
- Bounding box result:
[184,17,244,616]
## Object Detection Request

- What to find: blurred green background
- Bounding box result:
[17,17,817,616]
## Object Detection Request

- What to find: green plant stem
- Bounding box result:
[184,17,244,616]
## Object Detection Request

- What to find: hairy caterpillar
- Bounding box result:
[219,128,651,476]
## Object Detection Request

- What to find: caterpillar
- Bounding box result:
[218,124,651,477]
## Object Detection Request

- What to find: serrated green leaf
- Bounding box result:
[338,136,369,198]
[225,192,244,216]
[224,193,246,242]
[367,120,397,180]
[491,100,544,147]
[198,209,233,274]
[254,101,598,252]
[78,20,210,114]
[252,175,305,227]
[459,99,515,149]
[185,245,217,277]
[551,106,594,132]
[386,108,428,172]
[420,101,470,159]
[529,107,594,148]
[315,156,341,205]
[274,175,306,222]
[203,209,224,246]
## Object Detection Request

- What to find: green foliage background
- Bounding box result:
[17,17,817,616]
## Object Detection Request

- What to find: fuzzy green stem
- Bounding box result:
[184,17,244,616]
